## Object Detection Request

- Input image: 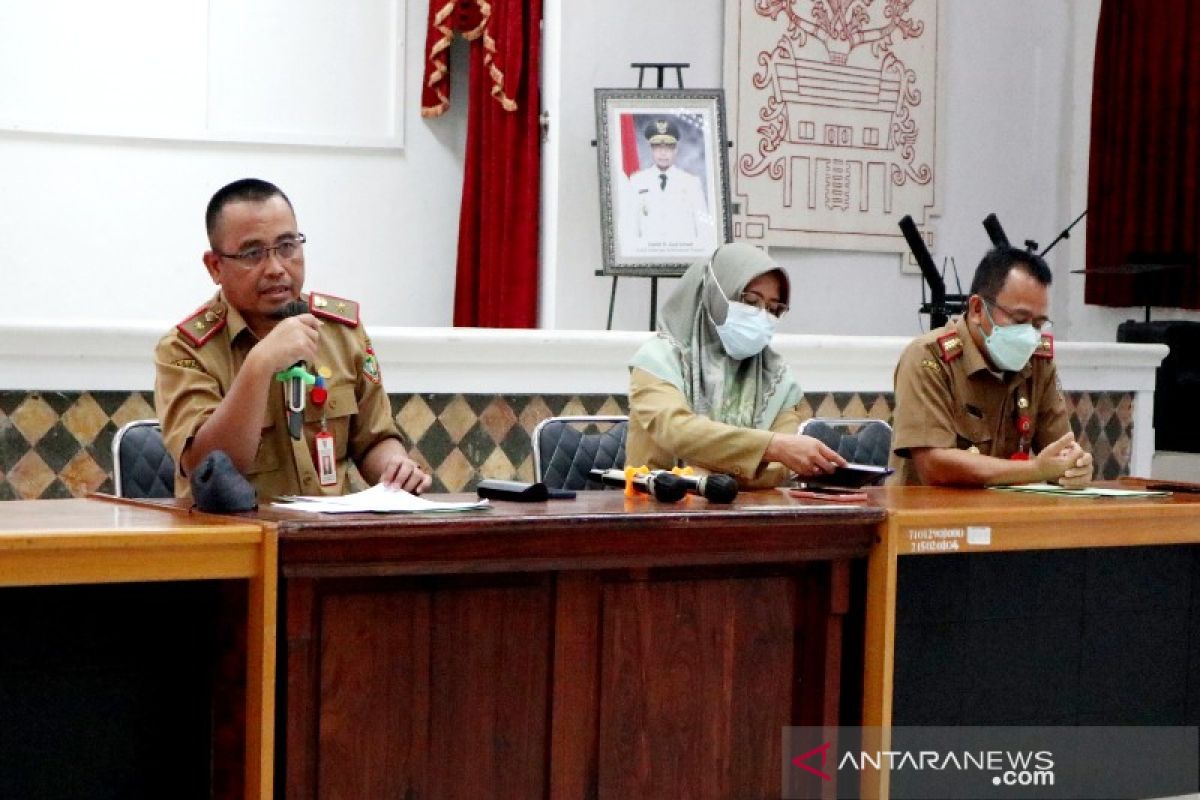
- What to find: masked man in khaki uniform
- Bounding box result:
[154,178,431,499]
[890,246,1093,487]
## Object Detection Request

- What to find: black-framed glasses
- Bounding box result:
[217,233,307,268]
[982,296,1051,330]
[740,290,789,319]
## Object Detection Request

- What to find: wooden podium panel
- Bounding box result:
[0,497,276,800]
[860,483,1200,800]
[260,491,882,799]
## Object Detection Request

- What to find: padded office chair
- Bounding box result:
[798,418,894,467]
[111,419,176,498]
[532,415,629,491]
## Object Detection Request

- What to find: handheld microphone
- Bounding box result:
[663,471,739,503]
[589,468,688,503]
[273,299,311,440]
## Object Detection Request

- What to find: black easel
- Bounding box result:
[598,62,690,331]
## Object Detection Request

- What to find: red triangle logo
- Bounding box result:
[791,741,833,781]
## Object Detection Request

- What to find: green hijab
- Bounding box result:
[629,242,801,429]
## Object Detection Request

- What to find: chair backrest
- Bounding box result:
[532,416,629,490]
[798,418,894,467]
[111,419,176,498]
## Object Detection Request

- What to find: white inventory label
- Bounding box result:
[905,527,963,553]
[966,525,992,546]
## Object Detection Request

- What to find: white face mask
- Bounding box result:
[979,301,1042,371]
[716,300,778,359]
[707,263,777,359]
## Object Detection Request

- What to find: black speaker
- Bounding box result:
[1117,320,1200,453]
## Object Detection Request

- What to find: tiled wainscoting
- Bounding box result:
[0,389,1134,500]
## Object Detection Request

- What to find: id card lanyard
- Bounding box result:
[311,371,337,486]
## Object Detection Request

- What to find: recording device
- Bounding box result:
[589,468,688,502]
[899,215,967,328]
[274,299,310,440]
[190,450,257,513]
[588,468,739,503]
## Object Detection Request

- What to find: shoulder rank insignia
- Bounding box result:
[308,292,360,327]
[1033,332,1054,359]
[936,331,964,363]
[176,304,227,347]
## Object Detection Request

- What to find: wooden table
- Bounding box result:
[253,490,883,799]
[861,483,1200,799]
[0,497,276,799]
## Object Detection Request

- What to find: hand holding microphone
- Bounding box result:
[267,299,319,440]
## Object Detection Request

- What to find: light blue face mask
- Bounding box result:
[979,301,1041,371]
[708,265,778,360]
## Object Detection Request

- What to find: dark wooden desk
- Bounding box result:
[254,490,882,799]
[861,483,1200,799]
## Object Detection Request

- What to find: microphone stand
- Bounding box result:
[1040,209,1087,258]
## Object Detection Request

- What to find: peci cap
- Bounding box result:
[644,118,680,145]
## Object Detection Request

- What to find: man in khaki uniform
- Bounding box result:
[154,178,431,499]
[889,246,1093,487]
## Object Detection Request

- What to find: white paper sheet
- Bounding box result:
[272,483,491,514]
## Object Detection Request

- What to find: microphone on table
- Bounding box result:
[589,468,739,503]
[667,471,739,503]
[590,468,688,503]
[273,299,313,440]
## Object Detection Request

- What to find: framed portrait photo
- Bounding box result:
[595,88,732,277]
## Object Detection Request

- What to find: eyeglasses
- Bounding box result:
[740,290,789,319]
[982,296,1051,330]
[217,233,307,268]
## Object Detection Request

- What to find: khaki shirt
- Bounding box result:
[625,367,802,489]
[889,317,1068,485]
[154,291,402,499]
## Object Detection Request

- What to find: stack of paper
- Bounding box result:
[273,483,491,514]
[991,483,1170,498]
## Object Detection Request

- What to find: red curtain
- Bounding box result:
[421,0,541,328]
[1086,0,1200,307]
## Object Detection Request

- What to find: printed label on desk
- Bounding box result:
[905,527,963,553]
[966,525,992,546]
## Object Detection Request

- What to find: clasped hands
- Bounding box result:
[1034,432,1094,488]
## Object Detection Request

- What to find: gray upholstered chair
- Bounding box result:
[798,418,894,467]
[111,419,176,498]
[532,415,628,490]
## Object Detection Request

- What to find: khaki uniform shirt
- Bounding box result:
[626,367,802,489]
[154,291,401,499]
[889,317,1068,485]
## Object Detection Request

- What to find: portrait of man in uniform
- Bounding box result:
[595,89,733,276]
[621,116,717,255]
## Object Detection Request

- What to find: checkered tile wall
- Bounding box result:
[0,389,1135,499]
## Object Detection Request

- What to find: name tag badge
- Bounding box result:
[315,430,338,486]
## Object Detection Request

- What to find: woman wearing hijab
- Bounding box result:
[625,242,847,488]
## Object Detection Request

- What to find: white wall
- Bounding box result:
[0,0,469,329]
[2,0,1195,342]
[545,0,1197,341]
